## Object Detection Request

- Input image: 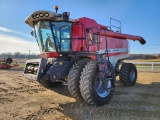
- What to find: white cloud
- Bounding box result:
[0,27,13,33]
[0,26,33,39]
[0,34,39,54]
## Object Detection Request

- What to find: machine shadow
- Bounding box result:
[47,84,73,98]
[49,81,160,120]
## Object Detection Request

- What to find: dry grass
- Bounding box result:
[0,70,159,120]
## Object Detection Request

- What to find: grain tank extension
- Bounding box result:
[23,6,146,106]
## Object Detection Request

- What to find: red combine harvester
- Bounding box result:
[23,6,146,106]
[0,58,19,69]
[0,58,13,69]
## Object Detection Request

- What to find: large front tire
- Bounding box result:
[67,58,91,100]
[119,63,137,86]
[80,61,115,106]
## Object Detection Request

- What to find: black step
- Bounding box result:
[106,87,114,91]
[99,69,111,72]
[101,77,112,81]
[98,61,110,63]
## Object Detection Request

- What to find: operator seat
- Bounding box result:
[45,36,55,52]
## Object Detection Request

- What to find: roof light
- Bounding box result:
[62,12,70,21]
[55,6,58,13]
[67,12,70,16]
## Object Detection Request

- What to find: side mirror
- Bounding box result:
[31,30,35,37]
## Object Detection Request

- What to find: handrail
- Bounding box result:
[110,18,121,33]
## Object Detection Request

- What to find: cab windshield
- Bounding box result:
[34,21,72,53]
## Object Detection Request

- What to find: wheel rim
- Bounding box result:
[95,78,111,97]
[130,70,136,81]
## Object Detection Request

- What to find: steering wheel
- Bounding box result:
[46,33,52,38]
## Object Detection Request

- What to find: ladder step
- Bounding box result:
[98,61,110,63]
[99,70,110,73]
[101,77,112,81]
[106,87,114,91]
[99,68,110,71]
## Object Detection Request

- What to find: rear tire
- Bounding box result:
[80,61,115,106]
[67,58,91,100]
[119,63,137,86]
[5,58,13,64]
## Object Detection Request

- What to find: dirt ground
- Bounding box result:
[0,69,160,120]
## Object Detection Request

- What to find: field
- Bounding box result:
[0,69,160,120]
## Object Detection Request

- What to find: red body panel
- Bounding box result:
[0,63,12,69]
[72,17,128,58]
[40,17,145,58]
[40,52,60,58]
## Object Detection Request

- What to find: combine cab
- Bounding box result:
[23,6,146,106]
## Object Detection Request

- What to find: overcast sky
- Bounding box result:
[0,0,160,54]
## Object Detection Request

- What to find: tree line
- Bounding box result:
[0,52,39,59]
[128,54,160,60]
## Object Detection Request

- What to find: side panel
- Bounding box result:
[40,52,60,58]
[46,61,74,82]
[71,24,84,51]
[72,17,102,52]
[71,17,129,55]
[101,37,128,57]
[23,58,75,82]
